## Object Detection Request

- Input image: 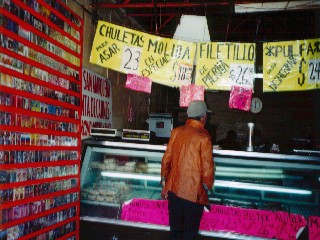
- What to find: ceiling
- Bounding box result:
[88,0,320,42]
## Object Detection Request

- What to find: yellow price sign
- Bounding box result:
[138,35,196,87]
[263,38,320,92]
[90,20,146,75]
[195,42,256,91]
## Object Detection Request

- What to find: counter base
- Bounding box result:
[80,216,280,240]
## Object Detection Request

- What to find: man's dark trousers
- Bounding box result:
[168,191,204,240]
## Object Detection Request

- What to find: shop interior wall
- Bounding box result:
[67,1,150,131]
[67,1,319,151]
[147,83,320,152]
[206,86,320,152]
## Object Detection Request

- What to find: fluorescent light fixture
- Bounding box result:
[216,166,283,174]
[101,172,161,181]
[101,172,312,195]
[216,167,288,179]
[235,1,320,13]
[215,180,312,195]
[216,172,287,179]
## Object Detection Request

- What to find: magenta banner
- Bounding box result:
[309,216,320,240]
[121,198,307,240]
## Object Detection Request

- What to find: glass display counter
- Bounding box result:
[80,139,320,240]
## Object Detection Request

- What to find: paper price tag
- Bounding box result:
[174,63,193,84]
[229,63,255,87]
[121,46,142,74]
[308,59,320,84]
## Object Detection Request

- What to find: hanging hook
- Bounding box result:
[154,0,158,35]
[225,1,234,41]
[255,14,262,42]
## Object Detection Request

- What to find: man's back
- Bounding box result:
[161,119,214,204]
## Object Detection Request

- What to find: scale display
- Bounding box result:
[90,128,121,138]
[122,129,151,142]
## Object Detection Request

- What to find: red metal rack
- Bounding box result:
[0,0,83,239]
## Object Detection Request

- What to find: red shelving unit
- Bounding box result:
[0,0,83,239]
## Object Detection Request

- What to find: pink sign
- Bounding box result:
[309,216,320,240]
[229,85,253,111]
[179,84,204,107]
[121,198,169,226]
[125,74,152,93]
[200,205,306,240]
[121,199,307,240]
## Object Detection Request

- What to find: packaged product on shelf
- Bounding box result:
[7,131,14,145]
[7,188,13,202]
[7,151,12,164]
[8,208,14,222]
[0,170,10,183]
[3,131,10,145]
[27,185,33,199]
[0,151,4,164]
[26,168,32,181]
[24,186,30,199]
[15,170,22,182]
[0,112,5,125]
[0,170,11,184]
[0,190,4,204]
[20,133,31,145]
[0,151,6,164]
[10,170,16,183]
[0,131,4,145]
[13,206,20,220]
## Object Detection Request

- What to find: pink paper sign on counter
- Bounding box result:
[121,198,307,240]
[200,204,306,240]
[121,198,169,226]
[309,216,320,240]
[125,74,152,93]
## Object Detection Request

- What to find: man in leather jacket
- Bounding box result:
[161,100,215,240]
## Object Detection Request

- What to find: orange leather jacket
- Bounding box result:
[161,119,214,205]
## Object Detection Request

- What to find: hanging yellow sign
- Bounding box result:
[90,20,196,87]
[139,35,196,87]
[90,20,146,74]
[263,38,320,92]
[194,42,256,91]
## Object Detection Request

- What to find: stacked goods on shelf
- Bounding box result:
[0,0,82,239]
[82,154,163,205]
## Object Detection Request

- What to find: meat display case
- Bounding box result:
[80,138,320,240]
